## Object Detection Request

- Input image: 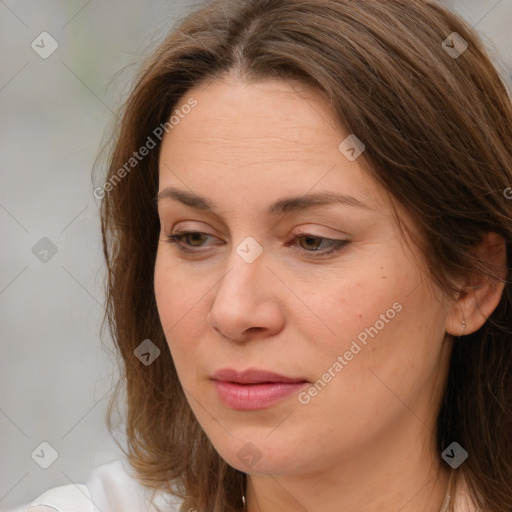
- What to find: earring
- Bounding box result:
[461,319,467,337]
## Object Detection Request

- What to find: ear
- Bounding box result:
[445,232,508,337]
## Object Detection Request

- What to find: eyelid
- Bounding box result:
[163,228,349,258]
[169,221,347,239]
[168,226,342,243]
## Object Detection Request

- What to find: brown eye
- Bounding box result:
[164,231,214,251]
[290,232,349,257]
[164,230,349,258]
[298,235,323,251]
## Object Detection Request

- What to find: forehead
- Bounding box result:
[167,76,342,153]
[157,76,391,214]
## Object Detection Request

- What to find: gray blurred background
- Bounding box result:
[0,0,511,510]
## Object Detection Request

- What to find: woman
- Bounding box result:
[14,0,512,511]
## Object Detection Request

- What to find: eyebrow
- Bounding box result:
[155,186,371,215]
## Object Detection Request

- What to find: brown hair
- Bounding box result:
[97,1,512,510]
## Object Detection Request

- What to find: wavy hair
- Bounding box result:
[97,1,512,510]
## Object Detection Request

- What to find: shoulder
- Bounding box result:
[7,482,93,512]
[8,459,184,512]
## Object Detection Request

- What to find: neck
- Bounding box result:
[245,421,452,512]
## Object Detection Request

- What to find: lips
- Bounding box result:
[211,368,309,410]
[211,368,308,384]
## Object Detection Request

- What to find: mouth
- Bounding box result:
[212,367,308,384]
[211,368,309,410]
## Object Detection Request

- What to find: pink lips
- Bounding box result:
[211,368,308,410]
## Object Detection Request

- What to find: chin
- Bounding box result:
[209,435,312,476]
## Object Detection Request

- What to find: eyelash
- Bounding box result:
[163,230,349,258]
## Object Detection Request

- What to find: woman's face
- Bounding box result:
[154,76,455,477]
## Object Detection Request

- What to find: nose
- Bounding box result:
[206,245,285,342]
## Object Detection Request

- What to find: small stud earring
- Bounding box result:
[461,319,467,336]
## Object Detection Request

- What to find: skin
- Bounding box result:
[153,74,506,512]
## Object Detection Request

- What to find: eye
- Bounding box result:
[289,231,349,257]
[163,230,349,258]
[165,231,211,248]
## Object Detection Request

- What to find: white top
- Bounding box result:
[7,459,184,512]
[8,459,477,512]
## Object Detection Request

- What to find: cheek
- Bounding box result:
[301,253,443,388]
[306,268,445,405]
[154,253,210,369]
[299,261,407,352]
[154,254,180,327]
[154,251,203,323]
